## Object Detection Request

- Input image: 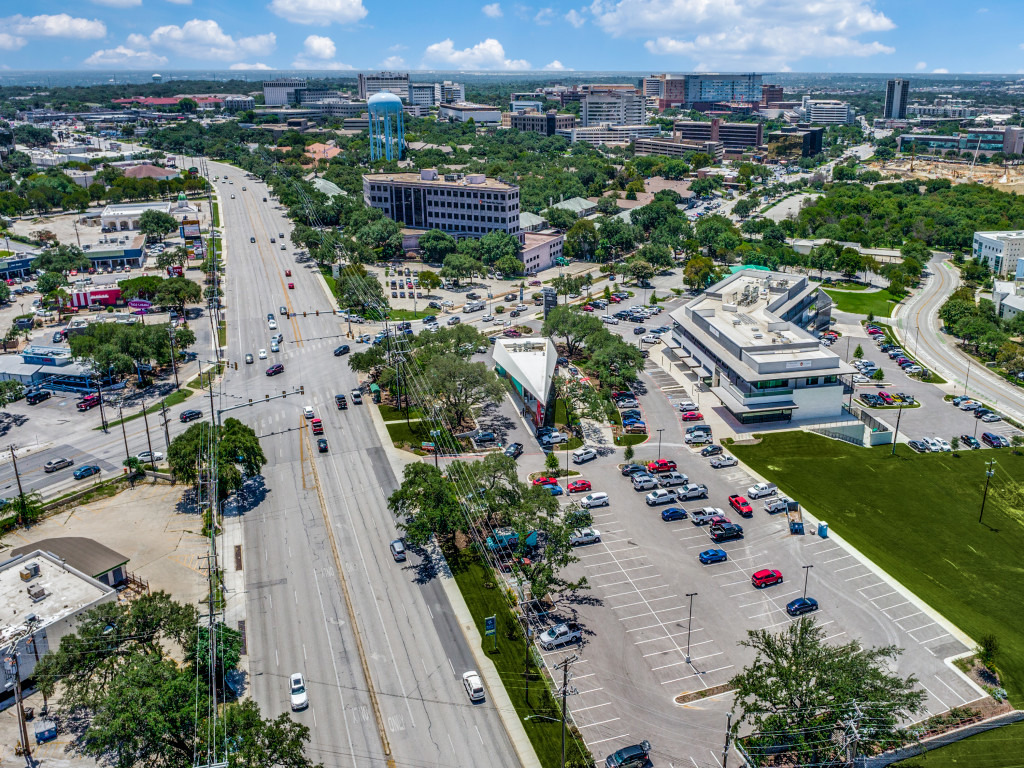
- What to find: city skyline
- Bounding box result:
[0,1,1021,75]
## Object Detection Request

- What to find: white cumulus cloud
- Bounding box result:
[381,55,406,68]
[565,9,585,27]
[482,3,503,17]
[134,19,276,62]
[591,0,895,69]
[915,61,926,70]
[932,67,949,73]
[90,0,142,7]
[534,7,555,23]
[166,0,193,5]
[0,33,27,50]
[230,62,273,69]
[4,13,107,39]
[422,38,529,70]
[303,34,336,59]
[268,0,367,24]
[544,59,572,70]
[84,46,169,67]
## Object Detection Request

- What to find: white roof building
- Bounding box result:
[493,337,557,426]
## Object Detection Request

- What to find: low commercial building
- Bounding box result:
[363,169,521,241]
[493,337,557,427]
[992,280,1024,320]
[100,195,196,232]
[0,548,117,695]
[223,95,255,112]
[510,110,575,136]
[549,196,597,218]
[898,126,1024,157]
[673,118,762,152]
[520,229,564,273]
[974,230,1024,277]
[438,102,501,126]
[556,123,659,145]
[669,269,850,425]
[124,164,180,181]
[634,136,724,162]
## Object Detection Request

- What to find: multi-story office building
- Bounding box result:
[357,71,410,101]
[974,231,1024,277]
[438,102,501,126]
[580,90,645,127]
[510,110,575,136]
[511,99,545,113]
[673,118,762,152]
[685,74,762,109]
[884,78,910,120]
[313,99,368,118]
[767,125,825,157]
[363,169,521,241]
[438,81,465,104]
[761,84,784,105]
[262,77,307,106]
[556,123,659,145]
[222,95,255,112]
[907,103,978,118]
[410,84,437,107]
[669,269,850,425]
[641,77,664,98]
[898,126,1024,157]
[634,137,724,162]
[800,97,854,125]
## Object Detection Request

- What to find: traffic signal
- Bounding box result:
[299,385,305,395]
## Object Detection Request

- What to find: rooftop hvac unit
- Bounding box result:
[753,333,764,339]
[20,563,41,581]
[732,318,742,325]
[27,583,48,602]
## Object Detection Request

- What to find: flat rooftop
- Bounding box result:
[0,550,114,645]
[523,230,562,247]
[690,272,809,346]
[363,172,515,191]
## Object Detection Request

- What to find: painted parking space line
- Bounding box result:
[634,628,706,645]
[660,664,735,686]
[612,595,679,610]
[903,621,940,634]
[577,717,621,729]
[642,638,714,657]
[618,606,688,622]
[845,572,876,582]
[878,599,911,611]
[598,574,664,588]
[834,564,863,573]
[916,631,953,645]
[935,675,969,704]
[856,582,886,592]
[892,610,924,623]
[587,734,631,747]
[918,681,949,711]
[589,564,657,578]
[604,584,671,598]
[823,554,852,564]
[575,701,614,713]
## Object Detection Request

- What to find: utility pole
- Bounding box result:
[141,398,155,469]
[722,712,733,768]
[890,402,904,455]
[167,326,180,389]
[160,401,172,456]
[9,444,26,525]
[4,619,39,767]
[979,459,996,524]
[95,377,108,432]
[553,655,578,768]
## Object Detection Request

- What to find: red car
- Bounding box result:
[568,479,592,493]
[707,514,731,527]
[503,329,522,338]
[609,296,622,303]
[680,411,703,421]
[285,270,292,277]
[647,458,677,473]
[581,304,594,311]
[751,569,783,588]
[288,282,295,289]
[532,476,558,486]
[728,494,753,517]
[878,391,893,404]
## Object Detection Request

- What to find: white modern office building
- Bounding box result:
[580,90,645,127]
[438,102,501,126]
[800,97,855,125]
[262,77,307,106]
[358,71,410,101]
[669,269,851,425]
[556,123,659,145]
[974,230,1024,277]
[363,170,521,241]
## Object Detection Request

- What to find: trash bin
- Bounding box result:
[789,521,804,535]
[818,522,829,538]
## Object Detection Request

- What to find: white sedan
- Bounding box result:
[137,450,164,463]
[934,437,952,452]
[463,670,485,701]
[482,314,494,322]
[570,527,601,546]
[852,374,869,383]
[258,349,267,359]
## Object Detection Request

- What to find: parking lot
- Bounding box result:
[507,358,985,766]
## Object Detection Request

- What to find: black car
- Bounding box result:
[427,301,441,310]
[960,435,981,450]
[26,390,51,405]
[786,597,819,616]
[180,409,203,423]
[620,463,647,476]
[504,442,524,459]
[974,408,992,419]
[333,344,350,356]
[907,440,928,453]
[335,394,348,409]
[709,522,744,542]
[422,315,436,324]
[632,326,647,335]
[266,363,284,376]
[700,445,723,457]
[51,331,65,343]
[317,438,328,453]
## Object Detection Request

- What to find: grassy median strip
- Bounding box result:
[95,389,192,430]
[729,432,1024,706]
[893,720,1024,767]
[451,553,591,768]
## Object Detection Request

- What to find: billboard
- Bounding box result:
[181,219,201,238]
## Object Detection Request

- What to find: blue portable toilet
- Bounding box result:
[818,522,829,538]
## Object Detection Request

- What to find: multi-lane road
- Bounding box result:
[895,254,1024,423]
[207,163,521,768]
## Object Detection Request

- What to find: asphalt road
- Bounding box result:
[208,163,520,768]
[895,254,1024,424]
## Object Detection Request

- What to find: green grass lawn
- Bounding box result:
[452,554,591,768]
[614,433,648,446]
[377,402,423,421]
[211,201,220,228]
[729,432,1024,706]
[388,308,434,321]
[824,288,900,317]
[894,721,1024,767]
[97,389,192,430]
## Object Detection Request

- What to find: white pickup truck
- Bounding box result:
[538,622,582,650]
[764,495,796,514]
[747,482,778,499]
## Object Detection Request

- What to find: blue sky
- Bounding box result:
[0,0,1021,74]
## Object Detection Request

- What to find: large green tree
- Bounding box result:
[387,463,467,550]
[542,306,603,357]
[139,209,180,243]
[422,354,504,427]
[418,229,457,264]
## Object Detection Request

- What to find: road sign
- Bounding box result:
[127,299,152,309]
[484,615,496,636]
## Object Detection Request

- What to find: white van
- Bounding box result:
[580,492,609,509]
[572,447,598,464]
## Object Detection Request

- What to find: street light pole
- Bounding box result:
[890,403,904,455]
[963,357,972,397]
[802,564,814,599]
[657,428,665,459]
[685,591,697,663]
[979,459,996,525]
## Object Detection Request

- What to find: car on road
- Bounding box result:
[631,473,658,491]
[645,489,677,506]
[646,458,677,473]
[333,344,350,356]
[710,455,738,469]
[44,457,74,473]
[137,450,164,463]
[482,314,494,322]
[786,597,819,616]
[180,409,202,423]
[350,389,363,404]
[699,548,728,564]
[538,622,582,650]
[335,394,348,409]
[570,527,601,546]
[257,349,267,360]
[303,405,315,419]
[266,363,284,376]
[250,236,255,243]
[73,465,101,480]
[447,316,461,326]
[288,282,294,289]
[244,353,254,364]
[960,435,981,450]
[268,318,278,330]
[504,442,524,459]
[728,495,753,517]
[389,539,406,561]
[700,445,723,457]
[752,569,783,588]
[25,390,51,405]
[661,507,688,522]
[317,438,328,453]
[568,479,592,493]
[280,305,288,316]
[289,673,308,710]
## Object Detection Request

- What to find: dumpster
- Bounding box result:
[818,522,829,538]
[35,719,57,744]
[789,520,805,535]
